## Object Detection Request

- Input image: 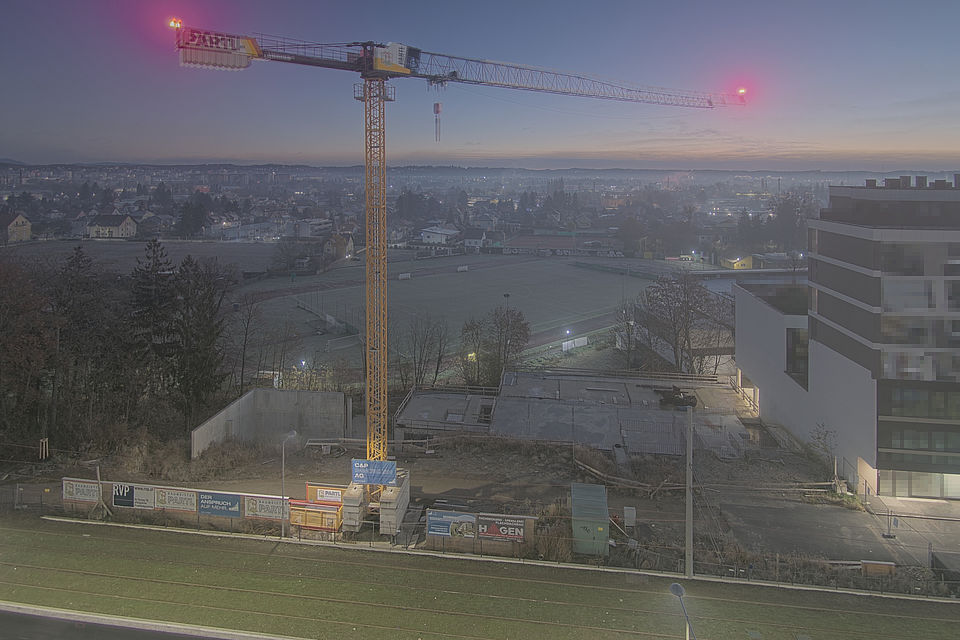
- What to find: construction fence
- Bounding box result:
[59,477,347,536]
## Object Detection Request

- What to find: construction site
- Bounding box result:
[25,361,949,598]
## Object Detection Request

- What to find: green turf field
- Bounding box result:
[0,515,957,639]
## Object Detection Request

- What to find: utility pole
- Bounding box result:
[685,405,694,578]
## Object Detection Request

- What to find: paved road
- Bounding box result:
[718,490,902,563]
[1,611,202,640]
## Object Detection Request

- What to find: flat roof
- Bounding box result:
[396,371,755,457]
[736,283,808,316]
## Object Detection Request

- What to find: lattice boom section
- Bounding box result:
[361,79,390,463]
[415,52,738,108]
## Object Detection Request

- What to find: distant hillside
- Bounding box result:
[0,159,25,166]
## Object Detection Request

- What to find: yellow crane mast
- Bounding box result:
[168,19,744,474]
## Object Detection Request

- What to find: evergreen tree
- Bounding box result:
[171,256,230,430]
[130,239,176,392]
[177,199,207,236]
[152,181,171,208]
[78,181,92,203]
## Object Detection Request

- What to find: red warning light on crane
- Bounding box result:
[169,18,182,29]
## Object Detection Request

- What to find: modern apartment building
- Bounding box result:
[735,177,960,498]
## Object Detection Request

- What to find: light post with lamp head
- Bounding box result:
[280,430,297,537]
[669,583,697,640]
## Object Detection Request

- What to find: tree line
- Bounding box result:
[0,240,298,455]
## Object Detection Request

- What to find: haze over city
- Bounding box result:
[4,0,960,170]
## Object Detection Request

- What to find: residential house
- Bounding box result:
[0,213,31,244]
[323,233,355,262]
[721,255,753,270]
[484,231,505,248]
[471,212,499,231]
[420,226,459,245]
[87,214,138,238]
[463,228,486,252]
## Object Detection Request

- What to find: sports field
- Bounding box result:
[0,516,957,639]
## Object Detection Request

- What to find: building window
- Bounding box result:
[882,387,960,419]
[949,281,960,312]
[879,244,925,275]
[785,327,808,389]
[882,279,934,311]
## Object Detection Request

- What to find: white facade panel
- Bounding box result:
[807,340,878,469]
[734,285,811,430]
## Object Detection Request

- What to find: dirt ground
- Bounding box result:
[9,422,943,591]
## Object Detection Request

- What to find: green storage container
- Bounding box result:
[571,482,609,557]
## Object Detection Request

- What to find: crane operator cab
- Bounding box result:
[373,43,422,75]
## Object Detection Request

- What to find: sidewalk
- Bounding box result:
[868,494,960,567]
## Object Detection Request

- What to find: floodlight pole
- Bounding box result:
[685,406,694,578]
[281,430,298,538]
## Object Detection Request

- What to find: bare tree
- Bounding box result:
[456,306,530,387]
[327,355,352,392]
[611,299,642,369]
[685,292,733,376]
[456,318,486,387]
[635,272,729,375]
[229,294,262,397]
[396,314,450,388]
[485,304,530,386]
[430,320,450,385]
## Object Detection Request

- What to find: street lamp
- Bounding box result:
[669,583,697,640]
[280,429,298,537]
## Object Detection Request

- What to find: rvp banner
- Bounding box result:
[112,483,155,509]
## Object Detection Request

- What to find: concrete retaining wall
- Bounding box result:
[191,388,351,458]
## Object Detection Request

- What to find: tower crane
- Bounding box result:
[169,20,744,503]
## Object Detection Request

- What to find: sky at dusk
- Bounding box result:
[3,0,960,171]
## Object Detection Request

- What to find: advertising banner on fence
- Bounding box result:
[62,479,100,502]
[198,492,242,517]
[351,459,397,486]
[244,496,286,521]
[305,484,344,504]
[426,510,476,538]
[478,515,526,541]
[112,483,156,509]
[155,488,198,512]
